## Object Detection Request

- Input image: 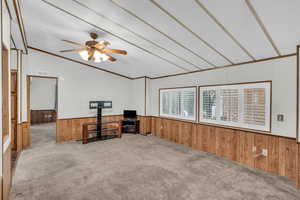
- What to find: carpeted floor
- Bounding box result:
[10,123,300,200]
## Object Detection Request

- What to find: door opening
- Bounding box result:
[26,75,58,147]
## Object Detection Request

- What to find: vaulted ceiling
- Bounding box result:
[12,0,300,78]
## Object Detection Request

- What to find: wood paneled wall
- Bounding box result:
[56,115,152,142]
[151,116,299,183]
[3,146,11,200]
[22,122,30,149]
[0,176,2,200]
[298,146,300,188]
[138,116,151,134]
[30,110,57,124]
[16,123,23,152]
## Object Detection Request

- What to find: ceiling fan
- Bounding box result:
[60,33,127,63]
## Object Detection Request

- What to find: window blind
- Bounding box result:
[160,87,196,120]
[202,90,217,120]
[199,82,271,132]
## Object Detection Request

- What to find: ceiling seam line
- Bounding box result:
[150,0,234,64]
[109,0,216,67]
[72,0,202,70]
[41,0,190,72]
[194,0,256,61]
[245,0,281,56]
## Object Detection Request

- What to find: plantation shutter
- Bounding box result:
[199,82,271,132]
[243,88,266,126]
[160,87,196,120]
[202,90,217,120]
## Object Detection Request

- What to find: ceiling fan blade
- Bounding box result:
[101,48,127,55]
[105,54,117,62]
[61,39,86,47]
[60,48,86,53]
[95,41,111,49]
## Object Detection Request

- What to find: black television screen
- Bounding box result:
[124,110,136,118]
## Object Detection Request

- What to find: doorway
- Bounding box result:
[10,70,19,177]
[26,75,58,148]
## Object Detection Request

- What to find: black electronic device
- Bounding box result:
[123,110,137,119]
[122,110,139,134]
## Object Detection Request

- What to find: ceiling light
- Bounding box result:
[61,33,127,63]
[79,50,89,61]
[94,51,109,63]
[79,49,110,63]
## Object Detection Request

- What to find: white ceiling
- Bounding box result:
[6,0,26,50]
[15,0,300,78]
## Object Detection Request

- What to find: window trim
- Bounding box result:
[159,86,197,122]
[198,81,272,133]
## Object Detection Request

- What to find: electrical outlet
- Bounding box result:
[252,146,256,152]
[262,149,268,156]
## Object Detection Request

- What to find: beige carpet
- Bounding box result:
[10,123,300,200]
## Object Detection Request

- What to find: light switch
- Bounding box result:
[277,114,284,122]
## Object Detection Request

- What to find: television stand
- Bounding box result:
[82,120,122,144]
[122,119,140,134]
[82,101,122,144]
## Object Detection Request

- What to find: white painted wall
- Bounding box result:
[146,78,151,116]
[30,77,57,110]
[148,56,297,138]
[22,49,133,120]
[130,78,145,116]
[10,50,18,70]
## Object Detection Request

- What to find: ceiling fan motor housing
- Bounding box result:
[85,40,98,47]
[90,32,98,40]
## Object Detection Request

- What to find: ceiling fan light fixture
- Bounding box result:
[101,53,109,62]
[79,50,89,61]
[62,33,125,63]
[94,51,109,63]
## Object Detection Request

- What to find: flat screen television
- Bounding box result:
[124,110,137,119]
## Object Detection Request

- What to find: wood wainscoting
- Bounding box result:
[30,110,57,125]
[150,116,300,186]
[56,115,152,142]
[3,145,12,200]
[138,116,151,134]
[16,123,23,152]
[21,122,30,149]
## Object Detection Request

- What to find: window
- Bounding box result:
[160,87,196,121]
[199,82,271,132]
